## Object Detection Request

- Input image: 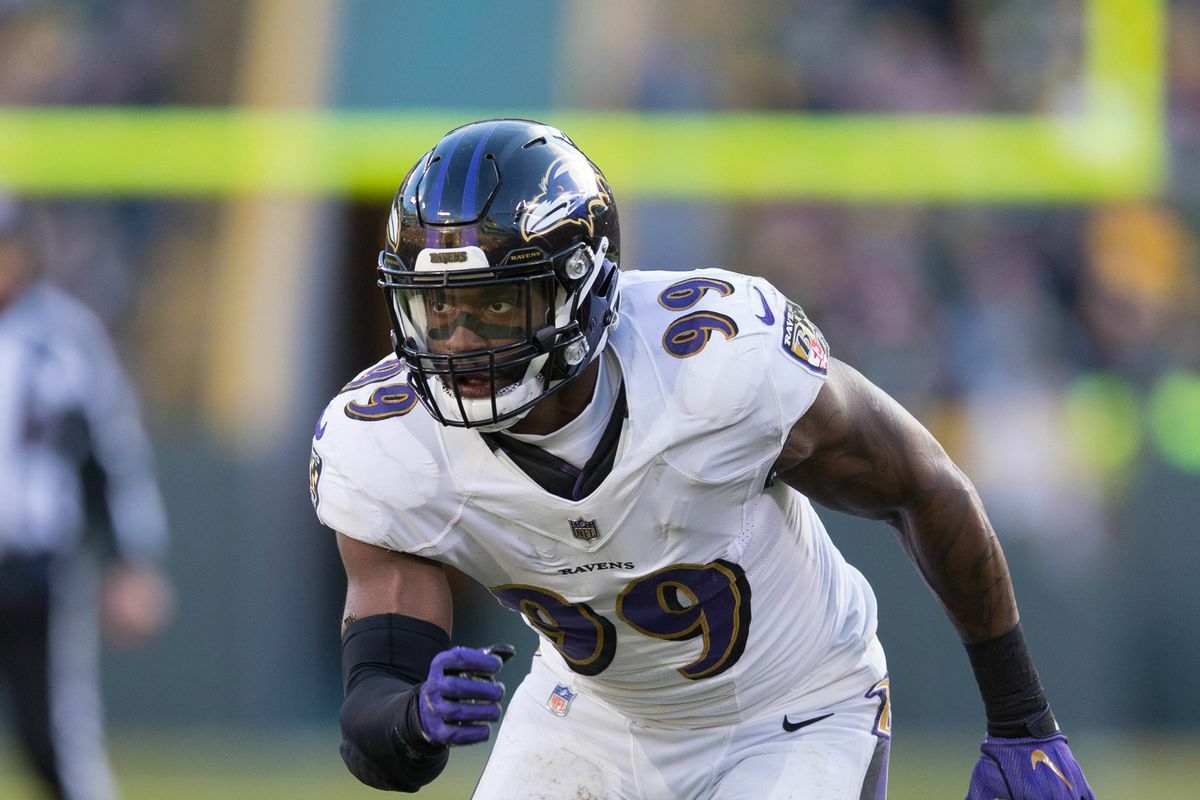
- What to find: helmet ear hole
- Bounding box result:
[596,262,617,298]
[576,294,594,331]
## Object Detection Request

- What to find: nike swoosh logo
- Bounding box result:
[781,712,833,732]
[1031,749,1073,790]
[315,416,328,440]
[753,286,775,325]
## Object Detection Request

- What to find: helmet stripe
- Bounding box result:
[422,129,461,246]
[460,122,498,223]
[423,152,450,211]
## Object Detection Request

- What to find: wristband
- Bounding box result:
[964,623,1058,738]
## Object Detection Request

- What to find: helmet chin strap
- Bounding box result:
[430,356,549,429]
[472,407,533,433]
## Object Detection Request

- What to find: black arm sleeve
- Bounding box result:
[339,613,451,792]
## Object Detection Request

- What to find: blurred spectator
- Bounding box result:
[0,196,172,800]
[1080,203,1200,379]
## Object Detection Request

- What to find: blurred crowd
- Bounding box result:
[2,0,1197,575]
[565,0,1200,569]
[0,0,241,423]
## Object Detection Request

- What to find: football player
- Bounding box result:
[311,119,1094,799]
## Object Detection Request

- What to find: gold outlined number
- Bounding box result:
[493,560,751,680]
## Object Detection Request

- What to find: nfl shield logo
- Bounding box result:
[546,684,576,717]
[569,517,600,542]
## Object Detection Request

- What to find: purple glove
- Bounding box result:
[966,733,1095,800]
[416,644,513,747]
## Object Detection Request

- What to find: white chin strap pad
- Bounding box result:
[429,354,549,428]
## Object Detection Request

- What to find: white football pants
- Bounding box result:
[473,656,891,800]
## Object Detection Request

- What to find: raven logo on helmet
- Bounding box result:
[520,156,612,242]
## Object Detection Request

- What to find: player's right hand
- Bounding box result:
[417,643,515,747]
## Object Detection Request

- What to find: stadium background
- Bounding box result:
[1,0,1197,797]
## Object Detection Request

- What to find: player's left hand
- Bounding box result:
[966,733,1095,799]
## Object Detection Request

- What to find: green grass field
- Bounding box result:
[1,728,1196,799]
[0,734,1195,800]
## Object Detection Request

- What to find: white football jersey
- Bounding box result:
[312,269,882,729]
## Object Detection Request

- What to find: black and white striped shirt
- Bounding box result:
[0,282,167,562]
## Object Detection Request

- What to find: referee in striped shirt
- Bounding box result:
[0,198,171,800]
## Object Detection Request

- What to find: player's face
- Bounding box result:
[401,282,554,398]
